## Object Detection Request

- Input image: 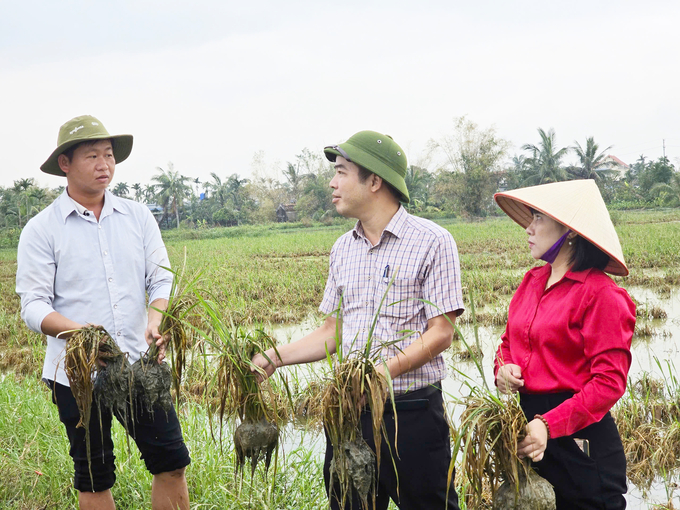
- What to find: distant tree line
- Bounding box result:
[1,118,678,240]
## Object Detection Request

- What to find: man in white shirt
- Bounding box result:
[16,115,190,510]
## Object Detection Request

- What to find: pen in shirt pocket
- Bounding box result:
[382,264,390,283]
[422,265,430,279]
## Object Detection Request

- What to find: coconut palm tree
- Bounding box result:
[131,183,143,202]
[143,184,156,203]
[521,128,569,186]
[650,170,680,206]
[112,182,129,197]
[152,162,192,228]
[283,162,307,202]
[207,173,228,208]
[569,137,613,181]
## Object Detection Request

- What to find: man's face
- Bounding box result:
[329,156,372,218]
[58,140,115,199]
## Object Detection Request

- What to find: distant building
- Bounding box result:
[276,203,297,222]
[145,203,170,228]
[599,155,630,179]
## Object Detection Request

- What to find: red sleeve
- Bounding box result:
[493,328,515,385]
[543,284,635,437]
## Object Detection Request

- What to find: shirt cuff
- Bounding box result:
[148,282,173,306]
[23,301,56,334]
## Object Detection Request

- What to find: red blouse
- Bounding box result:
[494,264,636,438]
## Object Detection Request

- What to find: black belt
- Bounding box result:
[384,382,442,412]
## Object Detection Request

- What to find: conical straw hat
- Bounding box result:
[494,180,628,276]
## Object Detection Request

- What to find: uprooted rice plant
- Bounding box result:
[63,325,133,486]
[198,301,290,480]
[321,355,390,510]
[453,375,555,510]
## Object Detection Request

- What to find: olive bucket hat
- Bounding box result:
[324,130,410,203]
[41,115,133,177]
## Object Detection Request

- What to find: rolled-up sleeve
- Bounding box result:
[16,222,56,334]
[142,208,173,304]
[319,244,340,316]
[422,232,465,319]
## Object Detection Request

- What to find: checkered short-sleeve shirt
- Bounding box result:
[319,206,465,393]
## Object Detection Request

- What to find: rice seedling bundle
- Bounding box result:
[199,303,288,479]
[64,325,132,487]
[453,388,554,510]
[321,357,389,510]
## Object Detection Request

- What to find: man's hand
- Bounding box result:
[251,349,280,383]
[496,363,524,394]
[517,418,549,462]
[145,318,166,362]
[147,298,169,362]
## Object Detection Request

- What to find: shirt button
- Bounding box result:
[98,225,102,229]
[365,301,370,307]
[113,304,118,309]
[117,331,121,336]
[368,276,371,280]
[108,278,113,282]
[103,250,108,256]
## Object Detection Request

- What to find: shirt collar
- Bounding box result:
[57,189,126,223]
[352,205,408,241]
[529,262,593,287]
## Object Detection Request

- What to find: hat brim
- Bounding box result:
[494,183,629,276]
[324,145,410,203]
[41,134,133,176]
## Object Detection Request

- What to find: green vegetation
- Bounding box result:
[1,120,678,239]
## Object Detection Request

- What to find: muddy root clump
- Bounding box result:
[131,352,173,416]
[329,437,376,507]
[93,349,133,420]
[233,419,279,477]
[493,468,555,510]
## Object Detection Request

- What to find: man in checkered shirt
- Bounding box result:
[253,130,464,509]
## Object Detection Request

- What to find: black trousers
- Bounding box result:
[48,380,190,493]
[324,384,460,510]
[520,392,627,510]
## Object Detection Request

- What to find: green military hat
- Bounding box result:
[41,115,133,177]
[324,130,410,203]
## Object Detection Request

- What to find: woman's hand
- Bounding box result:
[496,363,524,394]
[517,418,549,462]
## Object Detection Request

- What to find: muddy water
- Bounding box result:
[271,287,680,509]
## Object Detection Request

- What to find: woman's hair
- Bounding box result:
[569,235,610,272]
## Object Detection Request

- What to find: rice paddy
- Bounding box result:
[0,210,679,508]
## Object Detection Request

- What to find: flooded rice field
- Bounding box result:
[272,286,680,509]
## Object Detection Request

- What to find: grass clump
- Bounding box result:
[614,362,680,493]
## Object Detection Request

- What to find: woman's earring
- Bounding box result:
[568,240,573,246]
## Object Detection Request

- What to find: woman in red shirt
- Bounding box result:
[493,180,635,509]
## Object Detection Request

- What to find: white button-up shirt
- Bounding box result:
[16,190,172,386]
[319,206,464,393]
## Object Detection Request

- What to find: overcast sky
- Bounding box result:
[1,0,678,190]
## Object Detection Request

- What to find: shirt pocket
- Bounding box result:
[379,277,423,320]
